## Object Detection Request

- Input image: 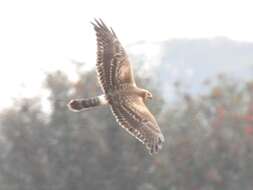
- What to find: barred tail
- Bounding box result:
[68,95,108,112]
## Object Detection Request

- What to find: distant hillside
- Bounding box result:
[127,37,253,98]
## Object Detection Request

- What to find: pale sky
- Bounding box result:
[0,0,253,109]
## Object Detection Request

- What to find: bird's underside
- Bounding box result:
[68,19,164,154]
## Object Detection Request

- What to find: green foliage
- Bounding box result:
[0,70,253,190]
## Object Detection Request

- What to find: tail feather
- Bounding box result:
[68,95,108,112]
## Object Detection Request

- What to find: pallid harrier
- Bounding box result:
[68,19,164,154]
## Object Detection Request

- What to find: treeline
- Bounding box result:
[0,70,252,190]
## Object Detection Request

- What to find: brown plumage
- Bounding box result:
[68,19,164,154]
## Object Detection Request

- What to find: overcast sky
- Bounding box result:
[0,0,252,108]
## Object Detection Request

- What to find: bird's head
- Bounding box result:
[143,90,153,101]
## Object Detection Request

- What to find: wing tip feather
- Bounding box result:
[91,18,117,38]
[148,133,165,155]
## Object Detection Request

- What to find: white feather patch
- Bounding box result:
[98,94,108,105]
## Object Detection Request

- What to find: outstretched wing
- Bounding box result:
[110,94,164,154]
[91,19,136,93]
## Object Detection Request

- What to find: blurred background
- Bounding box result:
[0,0,253,190]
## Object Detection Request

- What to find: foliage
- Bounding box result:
[0,70,253,190]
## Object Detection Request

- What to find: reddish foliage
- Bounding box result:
[244,125,253,135]
[211,106,226,128]
[217,106,225,119]
[241,114,253,122]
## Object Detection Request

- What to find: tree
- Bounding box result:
[0,69,253,190]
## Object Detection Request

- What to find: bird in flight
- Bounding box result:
[68,19,164,154]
